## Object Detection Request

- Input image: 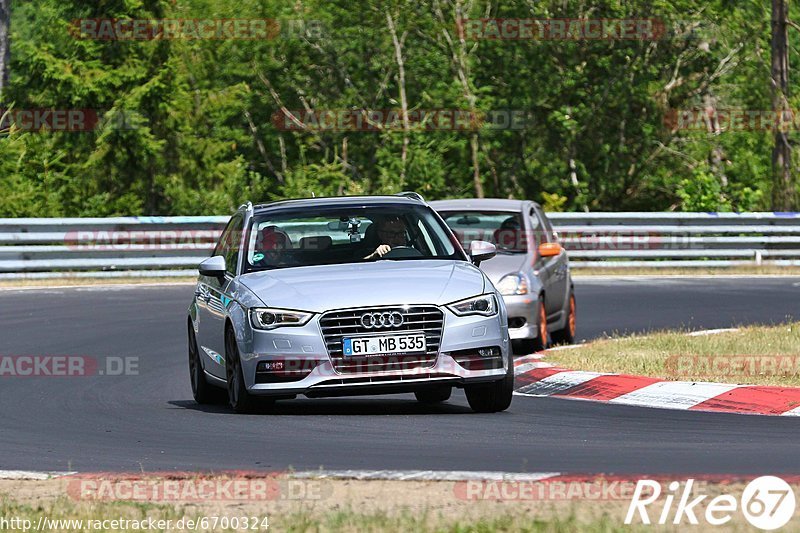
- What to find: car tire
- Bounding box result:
[188,324,223,404]
[414,386,452,404]
[225,327,259,414]
[464,353,514,413]
[551,291,576,345]
[532,296,549,352]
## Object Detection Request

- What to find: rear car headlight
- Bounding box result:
[497,273,529,295]
[447,294,498,317]
[250,308,313,330]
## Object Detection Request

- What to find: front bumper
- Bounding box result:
[238,308,509,396]
[502,294,538,340]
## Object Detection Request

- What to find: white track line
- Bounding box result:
[512,354,548,366]
[0,470,564,482]
[0,282,194,292]
[290,470,561,481]
[686,328,740,337]
[0,470,75,480]
[542,343,587,352]
[575,275,800,281]
[514,362,554,375]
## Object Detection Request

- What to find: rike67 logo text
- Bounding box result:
[626,476,796,530]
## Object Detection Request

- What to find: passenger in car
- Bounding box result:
[253,225,292,266]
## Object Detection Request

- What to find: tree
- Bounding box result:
[771,0,794,210]
[0,0,9,102]
[0,0,792,215]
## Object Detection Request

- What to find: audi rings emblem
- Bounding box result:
[360,311,404,329]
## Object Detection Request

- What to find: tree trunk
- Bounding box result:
[386,12,409,187]
[0,0,10,103]
[432,0,484,197]
[771,0,794,210]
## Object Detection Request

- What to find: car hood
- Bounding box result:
[479,253,530,283]
[239,260,486,312]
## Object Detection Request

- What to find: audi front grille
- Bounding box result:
[319,305,444,373]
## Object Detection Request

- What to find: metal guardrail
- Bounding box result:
[550,212,800,269]
[1,212,799,278]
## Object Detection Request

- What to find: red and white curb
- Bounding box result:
[513,357,800,416]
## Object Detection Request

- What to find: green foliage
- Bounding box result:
[676,165,766,212]
[541,192,568,212]
[676,169,728,212]
[0,0,796,215]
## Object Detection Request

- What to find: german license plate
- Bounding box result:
[342,333,426,357]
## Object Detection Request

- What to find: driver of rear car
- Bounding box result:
[493,217,523,251]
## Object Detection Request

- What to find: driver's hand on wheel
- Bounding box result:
[364,244,391,260]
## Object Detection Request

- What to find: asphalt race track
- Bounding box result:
[1,277,799,474]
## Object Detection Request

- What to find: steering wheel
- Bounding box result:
[382,246,424,259]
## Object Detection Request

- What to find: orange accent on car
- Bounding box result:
[538,242,562,257]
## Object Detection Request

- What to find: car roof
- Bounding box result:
[253,195,425,212]
[428,198,536,211]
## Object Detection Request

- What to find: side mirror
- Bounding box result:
[469,240,496,266]
[538,242,563,258]
[199,255,227,278]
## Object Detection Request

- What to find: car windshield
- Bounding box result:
[439,211,528,253]
[243,203,463,272]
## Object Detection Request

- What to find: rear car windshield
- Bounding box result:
[244,204,464,272]
[439,211,528,253]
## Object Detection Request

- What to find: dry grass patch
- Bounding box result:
[546,323,800,386]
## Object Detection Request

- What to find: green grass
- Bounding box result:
[0,496,652,533]
[547,323,800,386]
[0,497,193,531]
[280,509,635,533]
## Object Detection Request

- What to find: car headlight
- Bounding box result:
[497,273,529,296]
[250,308,313,330]
[447,294,499,317]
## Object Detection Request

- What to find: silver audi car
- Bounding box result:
[187,193,513,413]
[430,199,575,354]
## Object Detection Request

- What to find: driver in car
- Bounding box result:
[364,216,409,260]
